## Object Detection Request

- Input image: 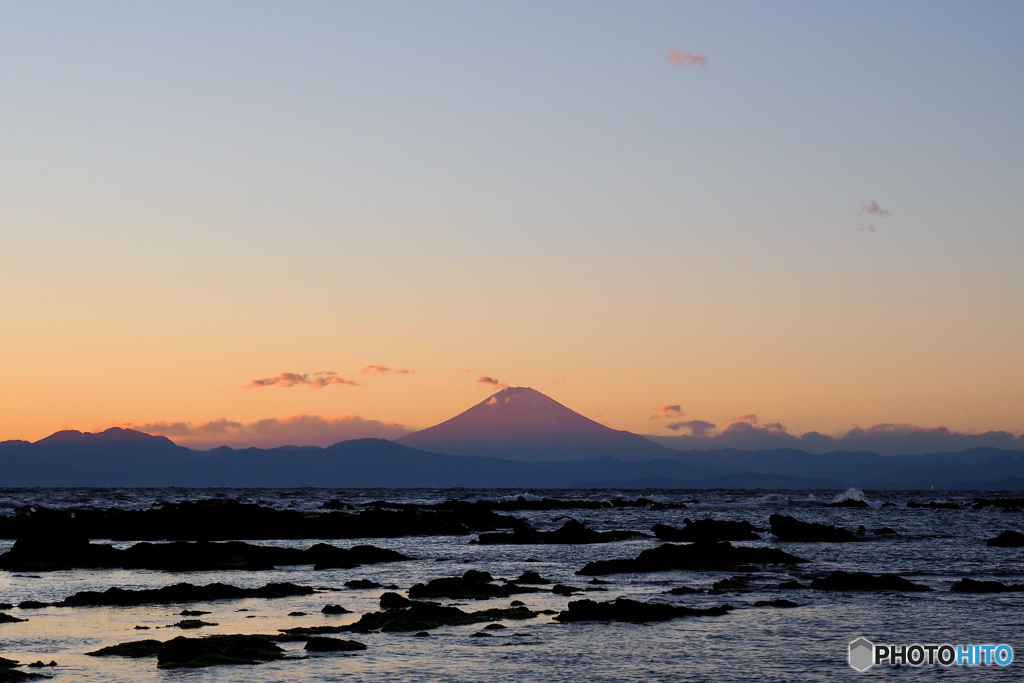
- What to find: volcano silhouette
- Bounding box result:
[397,387,669,462]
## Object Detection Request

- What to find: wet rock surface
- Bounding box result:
[0,537,409,573]
[577,542,807,576]
[769,515,858,543]
[950,578,1024,593]
[986,530,1024,547]
[409,570,541,600]
[45,581,317,608]
[810,571,932,592]
[553,598,732,623]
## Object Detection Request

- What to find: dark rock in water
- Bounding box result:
[651,519,759,543]
[513,571,550,584]
[553,598,732,623]
[711,576,750,592]
[174,619,217,629]
[753,599,799,608]
[769,515,858,543]
[179,610,209,616]
[824,499,869,508]
[509,600,525,607]
[664,586,702,595]
[881,502,897,508]
[321,605,350,615]
[810,571,931,592]
[588,578,610,585]
[134,625,150,630]
[0,498,531,544]
[288,612,307,617]
[856,526,866,535]
[470,631,492,638]
[380,592,412,610]
[303,637,366,652]
[986,530,1024,547]
[343,601,536,633]
[778,580,805,590]
[409,570,540,600]
[157,634,286,668]
[950,578,1024,593]
[16,602,49,609]
[0,613,27,623]
[59,581,315,607]
[87,640,165,658]
[475,519,646,545]
[344,579,384,589]
[0,536,409,573]
[413,631,430,637]
[551,584,581,596]
[25,661,55,668]
[872,527,899,536]
[484,623,506,630]
[577,542,806,576]
[972,497,1024,512]
[906,501,959,510]
[0,603,11,610]
[279,626,348,636]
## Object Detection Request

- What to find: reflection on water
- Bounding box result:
[0,488,1021,681]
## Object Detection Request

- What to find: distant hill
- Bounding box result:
[1,406,1022,488]
[398,386,670,462]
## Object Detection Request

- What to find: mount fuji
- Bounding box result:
[397,386,670,462]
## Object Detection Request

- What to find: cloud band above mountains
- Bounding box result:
[648,419,1024,456]
[127,415,411,450]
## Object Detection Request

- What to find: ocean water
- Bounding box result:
[0,488,1021,681]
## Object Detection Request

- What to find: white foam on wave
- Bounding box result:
[477,492,545,503]
[832,487,883,508]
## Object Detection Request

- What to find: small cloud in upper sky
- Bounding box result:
[857,200,890,233]
[246,371,360,389]
[651,404,685,419]
[667,50,707,68]
[359,365,415,376]
[861,200,891,217]
[476,375,507,389]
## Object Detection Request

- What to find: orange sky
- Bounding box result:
[2,4,1023,450]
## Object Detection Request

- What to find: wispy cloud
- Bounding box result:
[861,200,891,217]
[857,200,890,233]
[359,365,416,376]
[648,417,1024,455]
[666,419,716,436]
[651,404,685,420]
[247,371,360,389]
[127,415,411,449]
[476,375,507,389]
[667,50,707,68]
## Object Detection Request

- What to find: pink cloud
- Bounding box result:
[666,419,716,436]
[667,50,707,68]
[476,375,507,389]
[247,371,360,389]
[651,404,686,420]
[861,200,890,217]
[127,414,411,449]
[359,365,414,376]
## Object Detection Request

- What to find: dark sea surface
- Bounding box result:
[1,487,1021,681]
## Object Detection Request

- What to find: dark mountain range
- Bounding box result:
[398,386,669,461]
[1,390,1022,488]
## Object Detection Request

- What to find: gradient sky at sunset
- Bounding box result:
[3,2,1023,450]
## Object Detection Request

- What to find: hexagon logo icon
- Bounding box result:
[849,638,874,672]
